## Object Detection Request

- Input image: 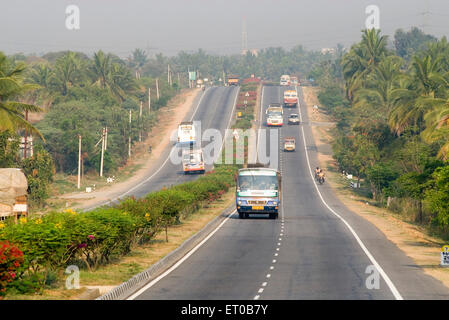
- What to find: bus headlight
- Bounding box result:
[267,200,277,206]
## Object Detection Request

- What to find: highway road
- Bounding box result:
[85,86,239,209]
[128,85,449,300]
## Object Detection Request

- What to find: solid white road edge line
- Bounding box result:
[128,87,240,299]
[127,209,237,300]
[295,86,403,300]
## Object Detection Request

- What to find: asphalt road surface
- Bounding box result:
[129,85,449,300]
[86,86,239,209]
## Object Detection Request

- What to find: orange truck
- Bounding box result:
[283,90,298,108]
[227,75,239,86]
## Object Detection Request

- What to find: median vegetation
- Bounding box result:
[310,27,449,238]
[0,165,237,298]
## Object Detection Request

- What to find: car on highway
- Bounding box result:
[283,137,296,152]
[288,113,300,125]
[182,148,205,174]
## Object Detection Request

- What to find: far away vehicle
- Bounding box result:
[283,137,296,152]
[227,75,239,86]
[288,113,300,125]
[236,165,281,219]
[177,121,196,146]
[291,76,299,86]
[283,90,298,108]
[280,74,290,86]
[182,148,205,174]
[266,104,284,126]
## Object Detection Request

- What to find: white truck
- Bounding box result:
[182,148,205,174]
[280,75,290,86]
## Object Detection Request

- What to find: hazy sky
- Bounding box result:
[1,0,449,57]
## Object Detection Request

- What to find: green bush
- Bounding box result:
[0,165,238,295]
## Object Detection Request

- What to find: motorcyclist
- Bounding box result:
[315,167,320,178]
[318,169,325,184]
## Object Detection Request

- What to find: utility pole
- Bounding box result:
[223,71,226,86]
[148,87,151,114]
[168,64,170,84]
[104,127,108,151]
[156,78,160,100]
[177,73,180,89]
[77,134,82,189]
[23,110,28,159]
[128,109,132,158]
[188,67,191,88]
[139,101,143,142]
[100,128,105,177]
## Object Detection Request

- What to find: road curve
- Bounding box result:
[128,85,449,300]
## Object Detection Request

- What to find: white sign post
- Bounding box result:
[441,245,449,266]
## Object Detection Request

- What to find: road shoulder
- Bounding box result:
[301,85,449,291]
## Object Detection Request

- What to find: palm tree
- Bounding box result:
[90,50,111,88]
[353,56,404,121]
[129,49,148,79]
[52,51,82,95]
[341,29,389,101]
[388,55,443,135]
[0,52,43,138]
[28,63,53,89]
[108,62,137,103]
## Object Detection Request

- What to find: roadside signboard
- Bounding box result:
[441,245,449,266]
[189,72,196,81]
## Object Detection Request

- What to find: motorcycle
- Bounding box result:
[317,175,325,184]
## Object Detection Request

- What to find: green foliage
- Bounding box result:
[326,27,449,233]
[0,131,20,167]
[0,165,237,295]
[21,145,55,206]
[425,166,449,228]
[394,27,437,60]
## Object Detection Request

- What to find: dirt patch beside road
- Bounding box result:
[301,86,449,290]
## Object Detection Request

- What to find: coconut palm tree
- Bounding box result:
[341,29,389,101]
[90,50,111,89]
[108,62,137,103]
[353,56,404,120]
[129,49,148,79]
[52,51,83,96]
[388,55,443,135]
[0,52,43,138]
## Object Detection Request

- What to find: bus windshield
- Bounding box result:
[269,111,282,116]
[238,175,278,191]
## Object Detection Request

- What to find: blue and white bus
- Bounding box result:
[236,166,281,219]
